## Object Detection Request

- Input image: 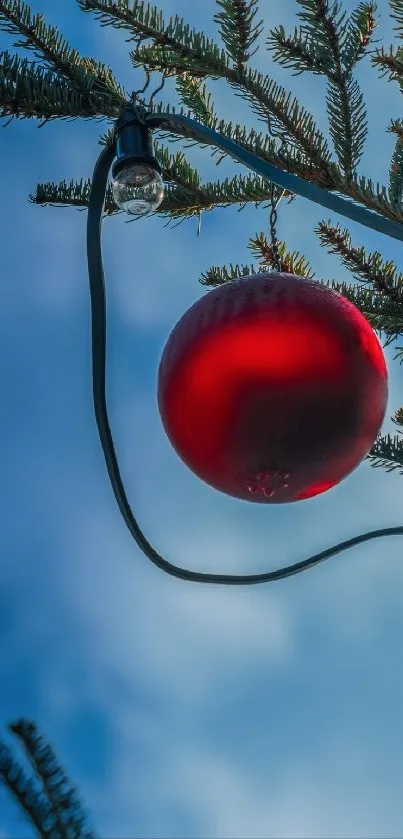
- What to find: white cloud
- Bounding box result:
[83,723,403,838]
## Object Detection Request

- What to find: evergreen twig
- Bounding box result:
[10,720,96,839]
[0,733,57,837]
[0,50,121,122]
[0,0,127,105]
[213,0,263,71]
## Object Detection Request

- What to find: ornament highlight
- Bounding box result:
[157,272,388,503]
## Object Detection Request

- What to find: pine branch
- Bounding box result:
[30,177,116,214]
[0,0,127,106]
[80,0,403,220]
[9,720,96,839]
[213,0,263,71]
[175,75,216,125]
[314,219,403,301]
[370,0,403,207]
[370,0,403,86]
[318,277,403,347]
[371,43,403,206]
[200,235,315,285]
[0,50,121,122]
[0,734,56,837]
[371,44,403,85]
[130,41,230,81]
[85,0,333,173]
[392,348,403,363]
[265,23,336,79]
[328,163,403,226]
[132,39,335,175]
[78,0,232,78]
[154,169,292,222]
[293,0,350,67]
[153,97,403,227]
[387,0,403,33]
[29,160,294,224]
[326,72,368,178]
[153,140,202,191]
[266,0,375,177]
[199,262,265,285]
[341,2,379,74]
[392,408,403,429]
[228,66,335,173]
[387,119,403,205]
[28,91,403,238]
[366,433,403,475]
[248,232,315,277]
[76,0,177,42]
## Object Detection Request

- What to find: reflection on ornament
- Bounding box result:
[157,272,388,503]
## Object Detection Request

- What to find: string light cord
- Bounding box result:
[86,109,403,585]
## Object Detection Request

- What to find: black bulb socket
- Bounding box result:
[112,106,162,180]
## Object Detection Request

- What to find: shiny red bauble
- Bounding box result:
[157,272,388,503]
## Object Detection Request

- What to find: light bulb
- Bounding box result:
[112,163,165,216]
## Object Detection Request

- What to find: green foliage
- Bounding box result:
[175,75,216,126]
[314,219,403,300]
[0,736,54,837]
[30,156,291,224]
[0,49,120,122]
[342,2,380,74]
[326,73,367,177]
[227,66,334,171]
[320,277,403,351]
[0,719,97,838]
[368,433,403,475]
[266,0,379,177]
[200,234,315,285]
[0,0,126,103]
[213,0,263,70]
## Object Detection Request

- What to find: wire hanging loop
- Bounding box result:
[266,112,290,272]
[129,68,168,115]
[269,183,282,272]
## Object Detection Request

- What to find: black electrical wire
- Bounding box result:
[86,141,403,585]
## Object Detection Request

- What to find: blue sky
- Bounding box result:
[0,0,402,836]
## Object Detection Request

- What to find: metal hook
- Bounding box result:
[130,68,151,103]
[148,72,167,109]
[266,113,292,272]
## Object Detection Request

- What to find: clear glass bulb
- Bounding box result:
[112,163,165,216]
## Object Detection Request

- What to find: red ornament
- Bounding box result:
[157,272,388,503]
